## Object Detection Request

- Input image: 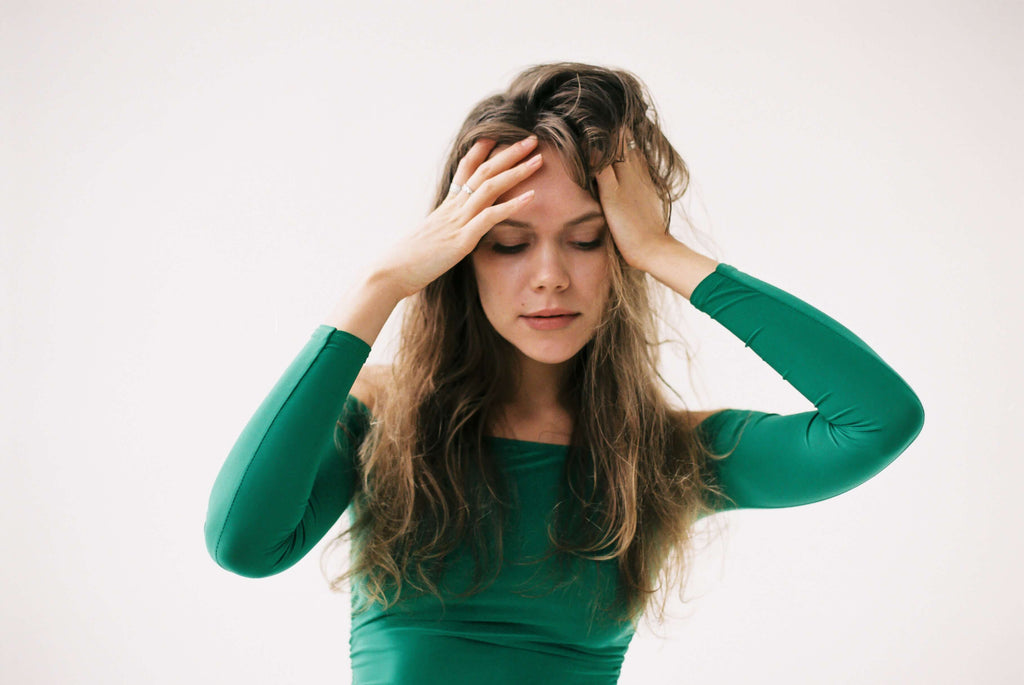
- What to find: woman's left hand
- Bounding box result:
[593,131,672,270]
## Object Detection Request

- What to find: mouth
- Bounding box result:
[520,313,581,329]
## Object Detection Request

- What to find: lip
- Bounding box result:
[523,308,578,317]
[521,313,580,330]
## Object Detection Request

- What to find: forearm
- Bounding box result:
[633,237,720,300]
[205,326,371,576]
[206,268,397,577]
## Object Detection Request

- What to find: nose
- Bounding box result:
[529,242,570,292]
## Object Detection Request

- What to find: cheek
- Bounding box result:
[471,258,506,313]
[584,255,611,291]
[474,256,518,288]
[591,264,613,314]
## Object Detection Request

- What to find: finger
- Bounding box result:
[453,136,538,206]
[595,163,619,191]
[460,147,543,218]
[620,128,637,154]
[449,138,498,199]
[611,130,638,167]
[463,189,537,245]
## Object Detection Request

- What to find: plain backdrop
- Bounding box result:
[3,1,1022,683]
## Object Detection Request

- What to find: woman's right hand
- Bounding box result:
[371,134,545,300]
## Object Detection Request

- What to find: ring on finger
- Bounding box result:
[613,140,637,163]
[448,181,475,196]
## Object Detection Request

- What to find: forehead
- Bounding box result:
[488,141,598,211]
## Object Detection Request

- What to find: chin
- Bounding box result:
[521,350,575,365]
[511,339,585,366]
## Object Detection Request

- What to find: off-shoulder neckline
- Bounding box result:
[347,395,571,450]
[485,435,571,450]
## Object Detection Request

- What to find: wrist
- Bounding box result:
[629,235,683,272]
[361,267,410,304]
[634,238,720,301]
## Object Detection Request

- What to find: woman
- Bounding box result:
[204,62,924,684]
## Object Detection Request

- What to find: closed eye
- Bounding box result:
[491,238,604,254]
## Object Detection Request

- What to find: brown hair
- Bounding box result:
[321,61,736,635]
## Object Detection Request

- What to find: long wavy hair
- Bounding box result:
[321,61,737,633]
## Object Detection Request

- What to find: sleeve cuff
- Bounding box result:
[313,324,372,356]
[689,262,735,309]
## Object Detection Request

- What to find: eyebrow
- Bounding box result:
[494,210,606,230]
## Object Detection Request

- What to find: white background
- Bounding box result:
[3,1,1021,683]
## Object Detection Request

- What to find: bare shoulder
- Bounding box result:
[684,408,726,431]
[349,364,392,414]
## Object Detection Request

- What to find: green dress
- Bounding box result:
[204,263,924,684]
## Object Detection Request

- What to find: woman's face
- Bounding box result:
[470,142,611,366]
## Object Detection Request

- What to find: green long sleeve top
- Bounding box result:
[204,263,924,684]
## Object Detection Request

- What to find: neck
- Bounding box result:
[488,353,576,443]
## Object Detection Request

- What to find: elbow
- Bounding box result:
[882,385,925,455]
[204,521,279,579]
[900,387,926,442]
[212,551,279,580]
